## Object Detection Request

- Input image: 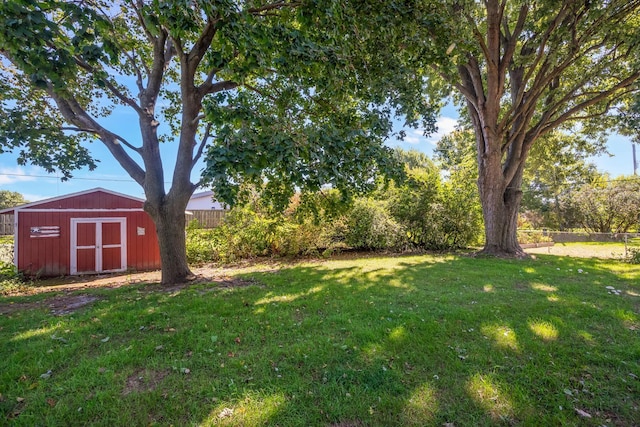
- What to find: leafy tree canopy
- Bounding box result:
[0,190,28,210]
[561,175,640,233]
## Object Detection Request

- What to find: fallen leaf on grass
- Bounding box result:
[16,397,25,403]
[218,408,234,419]
[575,408,592,418]
[50,334,68,343]
[46,398,56,407]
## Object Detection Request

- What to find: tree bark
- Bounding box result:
[145,195,193,284]
[477,176,527,257]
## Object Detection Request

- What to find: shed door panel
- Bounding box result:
[76,247,96,273]
[76,223,96,247]
[101,222,121,246]
[101,222,123,272]
[75,222,97,273]
[71,218,126,275]
[101,247,122,271]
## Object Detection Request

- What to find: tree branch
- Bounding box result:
[192,122,213,168]
[540,73,640,134]
[188,18,219,73]
[498,4,528,78]
[143,30,170,113]
[243,83,278,101]
[70,55,144,115]
[49,89,146,185]
[60,126,142,153]
[247,1,302,14]
[201,80,239,96]
[127,0,156,43]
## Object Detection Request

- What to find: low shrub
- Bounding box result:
[0,261,30,295]
[517,230,553,244]
[186,205,331,264]
[335,198,407,251]
[384,166,482,250]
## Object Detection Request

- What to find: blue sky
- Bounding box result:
[0,102,637,202]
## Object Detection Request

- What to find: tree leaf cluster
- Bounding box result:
[0,190,28,210]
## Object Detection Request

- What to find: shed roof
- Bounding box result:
[0,188,146,215]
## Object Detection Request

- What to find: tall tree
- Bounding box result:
[0,191,28,210]
[339,0,640,256]
[562,175,640,233]
[0,1,408,283]
[521,131,602,229]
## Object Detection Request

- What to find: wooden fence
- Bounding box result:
[0,215,13,235]
[187,210,227,229]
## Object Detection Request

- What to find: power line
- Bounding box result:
[0,172,172,185]
[1,171,638,190]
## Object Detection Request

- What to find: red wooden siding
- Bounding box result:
[17,210,160,276]
[32,190,143,210]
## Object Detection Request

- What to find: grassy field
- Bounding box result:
[525,241,634,259]
[1,253,639,426]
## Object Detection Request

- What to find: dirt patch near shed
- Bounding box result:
[0,267,261,316]
[0,293,99,316]
[11,264,263,296]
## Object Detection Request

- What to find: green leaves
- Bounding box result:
[201,83,403,209]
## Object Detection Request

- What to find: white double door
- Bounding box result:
[70,218,126,274]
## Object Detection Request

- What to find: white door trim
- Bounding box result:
[70,217,127,275]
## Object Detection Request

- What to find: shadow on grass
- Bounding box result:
[1,254,639,426]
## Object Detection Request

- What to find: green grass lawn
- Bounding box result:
[1,254,639,426]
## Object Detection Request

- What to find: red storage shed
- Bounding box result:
[0,188,161,277]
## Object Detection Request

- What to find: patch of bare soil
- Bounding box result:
[137,275,259,294]
[0,293,99,316]
[7,264,263,296]
[0,266,261,316]
[123,368,169,396]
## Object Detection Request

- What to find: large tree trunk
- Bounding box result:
[145,197,193,285]
[478,177,526,257]
[472,116,529,258]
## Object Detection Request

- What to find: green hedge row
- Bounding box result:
[186,165,483,264]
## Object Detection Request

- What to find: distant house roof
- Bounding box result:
[0,187,145,215]
[186,191,226,210]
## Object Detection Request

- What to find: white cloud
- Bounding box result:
[21,193,49,202]
[401,116,459,145]
[404,130,424,144]
[0,166,39,184]
[426,116,459,144]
